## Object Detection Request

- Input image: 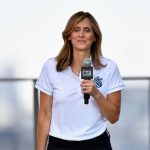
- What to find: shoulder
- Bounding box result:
[43,57,57,69]
[40,57,57,75]
[101,56,118,70]
[44,57,57,65]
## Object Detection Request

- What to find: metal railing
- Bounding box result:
[0,78,38,150]
[0,77,150,150]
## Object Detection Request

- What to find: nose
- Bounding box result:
[78,30,84,37]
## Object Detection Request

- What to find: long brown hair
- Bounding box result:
[56,11,105,71]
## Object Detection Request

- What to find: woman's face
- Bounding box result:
[68,18,96,52]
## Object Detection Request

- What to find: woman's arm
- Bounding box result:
[94,90,121,124]
[81,80,121,124]
[37,91,53,150]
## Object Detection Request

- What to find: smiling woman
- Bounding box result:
[35,11,125,150]
[56,11,104,72]
[68,18,96,53]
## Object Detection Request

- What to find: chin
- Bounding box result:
[76,46,90,51]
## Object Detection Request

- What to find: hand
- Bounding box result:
[80,80,100,99]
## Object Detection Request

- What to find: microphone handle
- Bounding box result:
[84,93,90,104]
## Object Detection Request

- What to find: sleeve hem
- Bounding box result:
[107,85,125,94]
[35,84,52,96]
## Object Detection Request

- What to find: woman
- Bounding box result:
[35,11,125,150]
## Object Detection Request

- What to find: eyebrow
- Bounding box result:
[74,26,92,29]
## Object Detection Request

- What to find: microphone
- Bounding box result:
[81,58,93,104]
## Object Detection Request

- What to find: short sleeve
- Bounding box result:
[35,60,53,96]
[107,64,125,94]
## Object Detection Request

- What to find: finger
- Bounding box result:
[82,86,92,94]
[82,80,90,84]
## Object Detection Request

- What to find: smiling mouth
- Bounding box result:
[77,40,86,42]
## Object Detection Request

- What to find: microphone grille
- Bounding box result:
[83,58,91,67]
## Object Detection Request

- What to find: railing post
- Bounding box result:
[33,79,39,150]
[148,78,150,149]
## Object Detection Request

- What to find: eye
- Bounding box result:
[73,27,80,32]
[84,28,92,32]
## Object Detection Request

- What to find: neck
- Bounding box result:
[71,50,90,76]
[73,50,90,66]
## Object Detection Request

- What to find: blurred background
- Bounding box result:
[0,0,150,149]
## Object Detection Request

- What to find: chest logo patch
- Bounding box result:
[94,76,103,88]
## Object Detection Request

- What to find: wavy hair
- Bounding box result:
[56,11,105,71]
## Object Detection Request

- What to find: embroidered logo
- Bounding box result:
[94,76,103,88]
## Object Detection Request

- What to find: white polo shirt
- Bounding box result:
[35,56,125,141]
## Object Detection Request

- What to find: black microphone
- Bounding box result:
[81,58,93,104]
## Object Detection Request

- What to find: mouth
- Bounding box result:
[77,40,86,43]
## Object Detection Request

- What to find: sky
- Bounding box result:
[0,0,150,78]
